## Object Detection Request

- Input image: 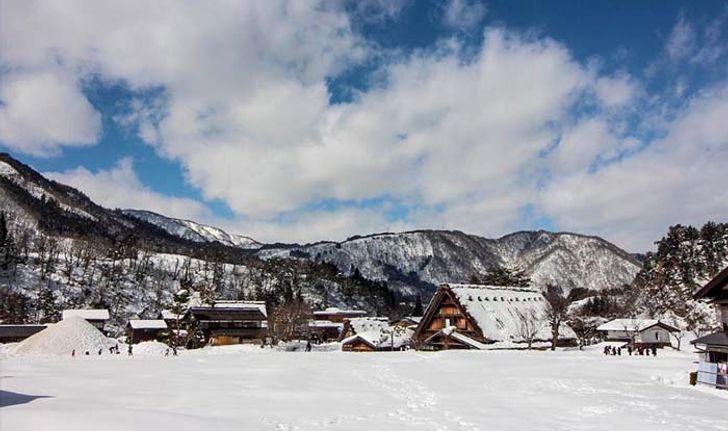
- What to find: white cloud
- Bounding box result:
[666,14,695,61]
[3,3,727,251]
[0,69,101,156]
[441,0,487,32]
[45,158,212,222]
[540,83,728,250]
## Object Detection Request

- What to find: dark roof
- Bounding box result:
[691,331,728,347]
[0,325,47,338]
[693,265,728,299]
[187,307,266,321]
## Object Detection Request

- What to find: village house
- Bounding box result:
[62,309,110,331]
[307,320,343,342]
[0,324,47,343]
[126,319,168,344]
[390,316,422,330]
[185,300,267,346]
[691,266,728,390]
[338,316,413,352]
[596,319,678,348]
[312,307,367,323]
[339,316,390,340]
[412,283,577,350]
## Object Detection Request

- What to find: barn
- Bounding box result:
[413,283,577,350]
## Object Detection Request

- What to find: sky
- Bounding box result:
[0,0,727,251]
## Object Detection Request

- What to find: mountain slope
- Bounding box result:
[123,210,261,249]
[258,230,641,295]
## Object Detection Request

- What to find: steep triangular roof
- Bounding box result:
[693,265,728,300]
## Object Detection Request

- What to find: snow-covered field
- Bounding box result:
[1,346,726,431]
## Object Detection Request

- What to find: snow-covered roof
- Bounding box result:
[313,307,366,316]
[342,327,412,350]
[128,320,168,330]
[160,310,184,320]
[208,301,267,318]
[596,319,677,332]
[445,284,577,342]
[346,317,390,334]
[62,309,110,321]
[308,320,344,329]
[426,326,488,350]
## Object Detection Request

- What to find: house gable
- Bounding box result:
[413,285,484,346]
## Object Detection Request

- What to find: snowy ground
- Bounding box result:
[1,345,726,431]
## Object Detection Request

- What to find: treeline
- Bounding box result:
[0,212,407,330]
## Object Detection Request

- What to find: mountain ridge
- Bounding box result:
[0,151,641,299]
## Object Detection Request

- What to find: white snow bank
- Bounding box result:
[12,316,115,356]
[133,341,173,356]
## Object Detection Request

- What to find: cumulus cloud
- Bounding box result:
[0,69,101,156]
[3,2,727,250]
[540,84,728,250]
[45,158,212,222]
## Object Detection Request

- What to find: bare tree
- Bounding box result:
[544,287,571,351]
[517,308,543,350]
[270,299,312,342]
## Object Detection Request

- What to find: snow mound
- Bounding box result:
[12,316,115,356]
[133,341,173,356]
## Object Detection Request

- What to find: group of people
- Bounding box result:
[71,344,122,357]
[603,344,658,357]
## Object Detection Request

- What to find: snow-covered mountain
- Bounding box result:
[123,210,261,249]
[258,230,641,295]
[0,151,640,303]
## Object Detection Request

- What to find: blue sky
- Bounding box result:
[1,0,727,250]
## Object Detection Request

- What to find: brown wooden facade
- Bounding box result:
[341,335,377,352]
[412,285,486,349]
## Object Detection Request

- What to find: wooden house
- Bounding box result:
[412,283,577,350]
[691,266,728,390]
[341,333,379,352]
[62,309,110,331]
[307,320,344,342]
[185,300,267,346]
[313,307,367,323]
[340,317,390,340]
[0,324,47,343]
[339,317,412,352]
[596,319,678,348]
[126,319,168,344]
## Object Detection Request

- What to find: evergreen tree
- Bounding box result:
[413,294,424,316]
[472,265,531,287]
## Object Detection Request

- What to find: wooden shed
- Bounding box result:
[126,320,168,344]
[0,324,47,343]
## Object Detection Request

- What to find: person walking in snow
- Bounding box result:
[627,345,632,356]
[305,339,312,352]
[603,346,609,356]
[617,347,621,356]
[72,349,75,357]
[652,346,657,357]
[127,344,133,356]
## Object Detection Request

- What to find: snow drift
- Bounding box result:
[12,316,115,356]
